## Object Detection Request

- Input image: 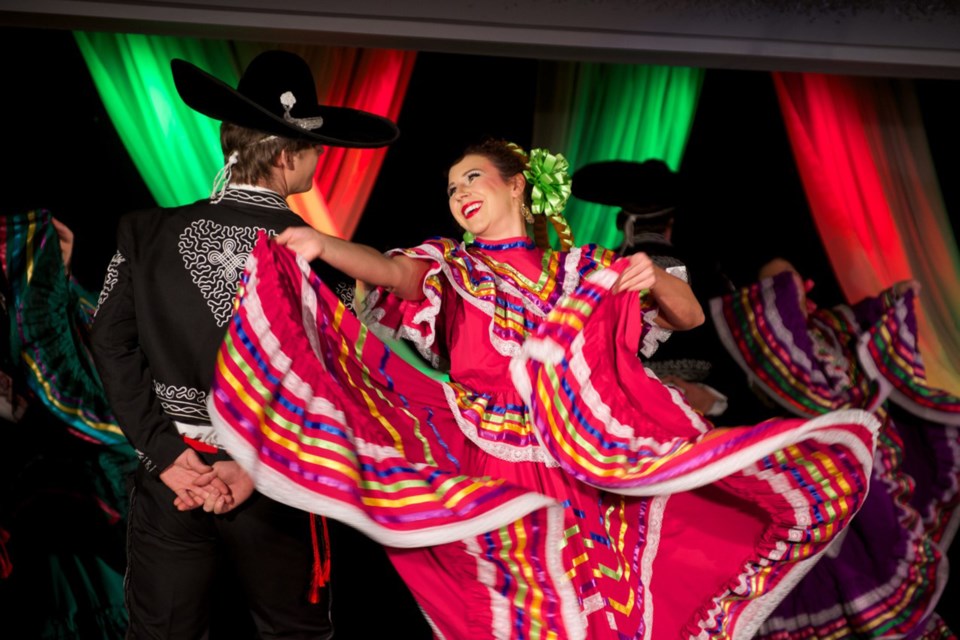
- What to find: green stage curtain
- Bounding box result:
[533,62,703,249]
[74,32,243,207]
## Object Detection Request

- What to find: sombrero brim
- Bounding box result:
[171,58,399,148]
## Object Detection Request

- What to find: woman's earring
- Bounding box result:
[521,203,534,224]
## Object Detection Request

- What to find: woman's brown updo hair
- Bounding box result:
[452,138,533,204]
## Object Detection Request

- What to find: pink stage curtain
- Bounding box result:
[774,72,960,391]
[278,45,416,239]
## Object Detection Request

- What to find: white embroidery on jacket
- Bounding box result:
[154,381,209,421]
[178,220,275,326]
[95,251,126,316]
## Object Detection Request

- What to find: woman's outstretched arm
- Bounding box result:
[275,226,429,301]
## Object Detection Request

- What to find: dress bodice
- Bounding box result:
[447,236,550,393]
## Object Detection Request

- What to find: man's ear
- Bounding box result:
[275,150,294,170]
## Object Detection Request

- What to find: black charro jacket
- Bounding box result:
[90,187,305,475]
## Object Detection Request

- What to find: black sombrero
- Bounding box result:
[171,49,399,148]
[572,159,679,223]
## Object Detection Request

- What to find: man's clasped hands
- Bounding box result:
[160,449,255,514]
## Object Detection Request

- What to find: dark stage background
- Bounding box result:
[8,28,959,309]
[3,25,959,639]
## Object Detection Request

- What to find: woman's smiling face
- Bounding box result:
[447,154,525,240]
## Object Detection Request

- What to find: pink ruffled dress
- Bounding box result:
[211,235,880,639]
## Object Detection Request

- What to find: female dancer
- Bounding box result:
[208,139,880,639]
[0,209,135,638]
[712,257,960,639]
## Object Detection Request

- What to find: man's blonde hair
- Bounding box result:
[220,122,315,185]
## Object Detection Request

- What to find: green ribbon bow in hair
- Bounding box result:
[524,149,572,216]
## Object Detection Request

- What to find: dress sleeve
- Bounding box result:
[356,239,454,369]
[637,264,688,358]
[90,217,187,475]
